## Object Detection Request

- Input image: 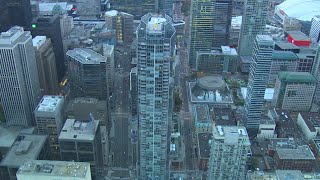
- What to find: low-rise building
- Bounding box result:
[297,112,320,141]
[247,169,318,180]
[268,109,297,138]
[274,145,316,172]
[197,133,212,171]
[273,72,317,111]
[16,160,91,180]
[212,107,238,126]
[257,117,277,140]
[193,105,212,133]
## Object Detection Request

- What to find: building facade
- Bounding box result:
[207,126,250,180]
[67,48,108,100]
[130,67,138,116]
[310,15,320,43]
[238,0,268,56]
[32,36,59,95]
[212,0,232,47]
[273,72,316,111]
[137,13,176,179]
[102,44,115,95]
[244,35,274,129]
[34,96,64,157]
[2,0,32,31]
[0,26,41,126]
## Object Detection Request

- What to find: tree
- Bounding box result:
[174,92,183,112]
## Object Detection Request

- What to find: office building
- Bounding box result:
[0,26,41,126]
[105,10,134,44]
[32,36,59,95]
[137,13,176,179]
[212,0,232,47]
[34,96,64,157]
[67,48,108,100]
[74,0,101,16]
[196,46,238,73]
[238,0,268,56]
[164,0,173,17]
[189,0,215,69]
[130,67,138,116]
[58,118,102,177]
[297,112,320,141]
[244,35,274,129]
[102,44,115,94]
[273,72,316,111]
[0,134,48,180]
[313,44,320,104]
[16,160,91,180]
[60,14,74,38]
[207,126,250,180]
[310,15,320,43]
[193,105,212,133]
[31,15,65,81]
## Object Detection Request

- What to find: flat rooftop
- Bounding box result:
[35,96,64,112]
[272,51,298,60]
[0,134,47,168]
[275,170,304,180]
[0,26,31,47]
[240,56,252,63]
[59,119,99,141]
[212,108,237,126]
[17,160,90,178]
[276,145,315,160]
[193,105,210,124]
[103,44,114,56]
[198,133,212,159]
[278,71,317,84]
[256,35,274,45]
[0,126,35,149]
[32,36,46,49]
[66,48,106,64]
[299,112,320,132]
[212,126,250,146]
[287,31,310,41]
[275,41,300,50]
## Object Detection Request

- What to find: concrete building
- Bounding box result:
[67,48,108,100]
[34,96,64,157]
[272,72,317,111]
[74,0,100,16]
[130,67,138,116]
[238,0,268,56]
[60,14,74,38]
[105,10,134,44]
[212,107,238,126]
[196,46,238,74]
[268,109,296,138]
[247,170,316,180]
[207,126,250,180]
[16,160,91,180]
[102,44,115,95]
[257,117,277,140]
[193,105,212,133]
[244,35,274,129]
[32,36,59,95]
[137,13,176,179]
[297,112,320,141]
[269,51,298,84]
[31,15,65,81]
[274,145,316,172]
[0,26,41,126]
[230,16,242,47]
[310,15,320,43]
[189,0,215,69]
[197,133,212,171]
[0,134,48,180]
[58,118,102,178]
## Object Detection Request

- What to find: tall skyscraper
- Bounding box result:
[32,36,59,95]
[0,26,41,126]
[189,0,215,69]
[31,15,65,81]
[208,126,250,179]
[244,35,274,130]
[67,48,108,100]
[137,13,176,178]
[212,0,232,47]
[238,0,268,56]
[310,15,320,43]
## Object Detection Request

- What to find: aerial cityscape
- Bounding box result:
[0,0,320,179]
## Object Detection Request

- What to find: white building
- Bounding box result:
[297,112,320,141]
[208,126,250,180]
[16,160,91,180]
[60,14,74,38]
[0,26,41,126]
[257,118,277,140]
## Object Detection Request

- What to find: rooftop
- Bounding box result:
[193,105,210,124]
[276,145,315,160]
[0,134,47,168]
[212,108,237,126]
[256,35,274,45]
[32,36,47,50]
[67,48,107,64]
[277,0,320,21]
[105,10,118,17]
[0,126,35,149]
[198,133,212,159]
[275,41,300,50]
[17,160,90,178]
[212,126,250,146]
[272,51,298,60]
[102,44,114,56]
[299,112,320,132]
[147,17,167,31]
[240,56,252,63]
[287,31,310,41]
[278,71,317,84]
[275,170,304,180]
[35,96,64,112]
[241,87,274,101]
[58,118,99,141]
[0,26,29,46]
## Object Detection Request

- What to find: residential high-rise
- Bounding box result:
[31,15,65,81]
[105,10,134,44]
[137,13,176,179]
[32,36,59,95]
[58,118,102,178]
[238,0,268,56]
[67,48,108,100]
[0,26,41,126]
[212,0,232,47]
[244,35,274,130]
[273,72,317,111]
[34,96,64,157]
[310,15,320,43]
[207,126,250,180]
[189,0,215,69]
[103,44,115,94]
